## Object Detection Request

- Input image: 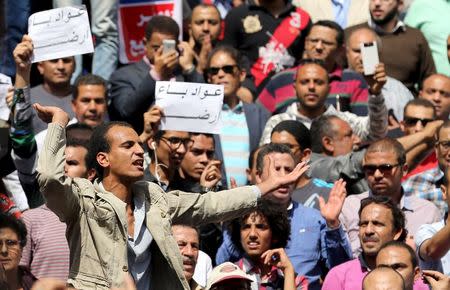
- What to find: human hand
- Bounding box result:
[141,105,163,142]
[200,160,222,188]
[13,35,33,72]
[423,120,444,142]
[178,41,196,73]
[153,46,178,80]
[197,35,212,74]
[229,177,237,189]
[257,159,309,198]
[33,103,69,127]
[422,270,450,290]
[364,63,387,95]
[319,179,346,229]
[388,114,400,131]
[261,248,294,273]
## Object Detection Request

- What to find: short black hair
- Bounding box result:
[365,138,406,166]
[0,213,27,248]
[256,143,294,174]
[310,115,342,153]
[86,121,134,179]
[378,240,418,269]
[145,15,180,40]
[66,123,93,148]
[271,120,311,151]
[436,120,450,140]
[404,98,436,119]
[230,199,291,253]
[207,45,244,71]
[312,20,344,47]
[296,59,329,83]
[248,146,262,169]
[190,132,215,147]
[359,196,407,242]
[191,3,221,22]
[73,73,107,100]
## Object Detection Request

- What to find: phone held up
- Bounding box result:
[360,41,379,76]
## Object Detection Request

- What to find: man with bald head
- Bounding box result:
[346,27,414,121]
[419,74,450,121]
[362,267,405,290]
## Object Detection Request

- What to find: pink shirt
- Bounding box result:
[322,256,429,290]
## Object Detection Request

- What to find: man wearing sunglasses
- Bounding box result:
[340,138,441,257]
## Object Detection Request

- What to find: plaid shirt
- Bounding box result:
[402,167,447,216]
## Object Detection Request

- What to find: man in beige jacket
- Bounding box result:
[14,37,308,290]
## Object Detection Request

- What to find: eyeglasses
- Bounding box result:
[403,117,434,127]
[160,136,194,149]
[362,163,400,175]
[0,239,19,249]
[436,140,450,151]
[206,65,238,76]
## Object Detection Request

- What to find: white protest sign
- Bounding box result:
[155,81,224,134]
[28,5,94,63]
[0,74,12,121]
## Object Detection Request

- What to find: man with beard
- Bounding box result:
[345,0,436,94]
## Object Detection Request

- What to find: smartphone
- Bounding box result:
[162,39,176,54]
[360,41,379,75]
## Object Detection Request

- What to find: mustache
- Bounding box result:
[183,256,196,265]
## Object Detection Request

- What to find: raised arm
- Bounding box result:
[34,104,81,221]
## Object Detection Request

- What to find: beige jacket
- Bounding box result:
[295,0,369,28]
[37,124,258,290]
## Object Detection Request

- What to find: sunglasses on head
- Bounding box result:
[403,117,434,127]
[362,163,400,175]
[206,65,238,76]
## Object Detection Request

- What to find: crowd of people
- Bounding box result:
[1,0,450,289]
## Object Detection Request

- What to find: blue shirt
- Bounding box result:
[331,0,351,28]
[216,201,352,290]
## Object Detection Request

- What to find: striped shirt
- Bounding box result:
[20,205,69,280]
[220,102,250,187]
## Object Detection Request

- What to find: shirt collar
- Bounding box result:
[358,254,372,272]
[368,188,414,212]
[368,18,406,34]
[223,101,244,112]
[239,257,280,283]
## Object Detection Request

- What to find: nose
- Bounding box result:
[352,134,361,148]
[415,120,425,132]
[88,100,97,110]
[315,40,324,50]
[248,226,258,238]
[308,80,316,91]
[0,242,7,255]
[182,244,195,257]
[432,92,442,103]
[373,168,384,179]
[202,22,210,31]
[199,152,209,164]
[365,223,375,235]
[56,59,65,69]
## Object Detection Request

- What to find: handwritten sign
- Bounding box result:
[0,74,12,121]
[155,81,224,134]
[28,5,94,63]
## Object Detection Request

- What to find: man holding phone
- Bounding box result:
[109,16,203,133]
[345,27,414,122]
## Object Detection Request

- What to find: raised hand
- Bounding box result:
[197,35,212,74]
[178,41,196,73]
[261,248,294,273]
[257,158,309,198]
[14,35,33,87]
[364,63,387,95]
[319,179,347,229]
[200,160,222,188]
[141,105,163,143]
[33,103,69,127]
[153,46,178,80]
[422,270,450,290]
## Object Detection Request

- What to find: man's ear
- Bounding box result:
[37,62,45,75]
[96,152,110,171]
[401,163,408,177]
[400,121,406,133]
[300,148,312,162]
[322,136,334,154]
[397,0,404,13]
[441,183,448,201]
[255,170,263,185]
[87,168,97,182]
[393,228,403,241]
[239,68,247,83]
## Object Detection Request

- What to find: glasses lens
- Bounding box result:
[363,164,397,175]
[207,67,220,75]
[221,65,236,74]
